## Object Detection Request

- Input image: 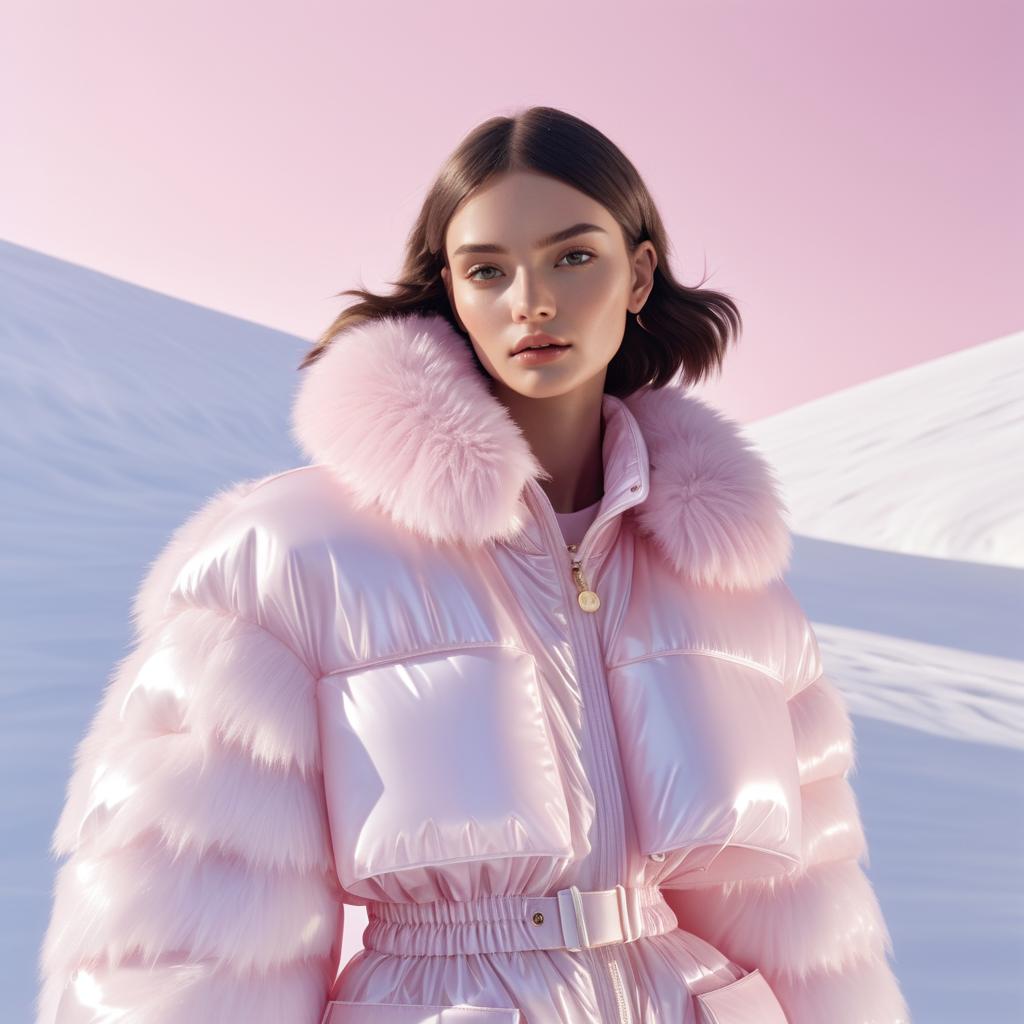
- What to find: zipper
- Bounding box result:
[607,954,634,1024]
[525,477,628,889]
[524,478,643,1023]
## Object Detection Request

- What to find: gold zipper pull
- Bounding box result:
[566,543,600,612]
[569,557,598,610]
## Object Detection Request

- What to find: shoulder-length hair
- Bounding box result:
[298,105,742,396]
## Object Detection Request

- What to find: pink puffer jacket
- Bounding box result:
[37,313,910,1023]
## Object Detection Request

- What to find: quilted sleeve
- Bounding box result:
[661,668,911,1023]
[35,484,344,1024]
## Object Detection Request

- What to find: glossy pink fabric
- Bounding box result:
[37,313,910,1023]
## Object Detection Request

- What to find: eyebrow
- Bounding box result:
[450,222,608,258]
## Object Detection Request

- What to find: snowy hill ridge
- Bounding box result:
[747,330,1024,569]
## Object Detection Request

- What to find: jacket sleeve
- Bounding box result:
[660,662,911,1023]
[35,483,344,1024]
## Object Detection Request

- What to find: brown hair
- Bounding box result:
[299,105,742,396]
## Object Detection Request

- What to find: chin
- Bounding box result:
[510,377,585,401]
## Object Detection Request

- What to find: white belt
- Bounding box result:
[525,884,650,951]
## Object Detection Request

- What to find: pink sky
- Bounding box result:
[2,0,1020,420]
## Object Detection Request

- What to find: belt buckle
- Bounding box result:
[614,884,637,944]
[556,885,591,951]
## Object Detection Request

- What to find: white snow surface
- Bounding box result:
[746,332,1024,569]
[2,239,1021,1022]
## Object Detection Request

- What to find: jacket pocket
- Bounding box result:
[321,1000,522,1023]
[608,652,803,882]
[318,645,574,889]
[694,968,790,1024]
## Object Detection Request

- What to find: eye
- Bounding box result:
[557,247,596,268]
[466,264,501,282]
[465,247,597,282]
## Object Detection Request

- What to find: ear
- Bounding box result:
[629,241,657,314]
[439,263,452,307]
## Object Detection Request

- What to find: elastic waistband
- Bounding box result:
[363,884,679,956]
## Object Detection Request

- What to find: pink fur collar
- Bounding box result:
[290,313,792,590]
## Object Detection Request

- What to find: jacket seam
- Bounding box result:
[608,647,786,687]
[320,640,537,678]
[354,845,574,883]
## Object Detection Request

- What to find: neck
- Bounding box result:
[489,374,606,514]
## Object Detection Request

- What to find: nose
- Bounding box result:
[510,269,555,322]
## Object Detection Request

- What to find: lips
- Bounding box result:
[512,332,570,355]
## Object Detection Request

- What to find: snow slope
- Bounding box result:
[747,332,1024,569]
[3,238,1021,1022]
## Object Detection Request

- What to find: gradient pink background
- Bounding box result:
[2,0,1020,419]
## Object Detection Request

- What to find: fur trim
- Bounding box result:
[662,857,894,982]
[290,313,545,549]
[168,608,322,778]
[40,835,339,978]
[789,673,857,786]
[52,607,323,864]
[800,774,868,868]
[69,729,333,875]
[767,948,912,1024]
[35,947,335,1024]
[623,385,793,591]
[290,313,792,590]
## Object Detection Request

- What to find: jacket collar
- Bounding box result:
[290,312,792,590]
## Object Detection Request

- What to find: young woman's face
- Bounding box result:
[441,170,656,401]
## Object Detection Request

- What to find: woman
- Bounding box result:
[37,107,910,1023]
